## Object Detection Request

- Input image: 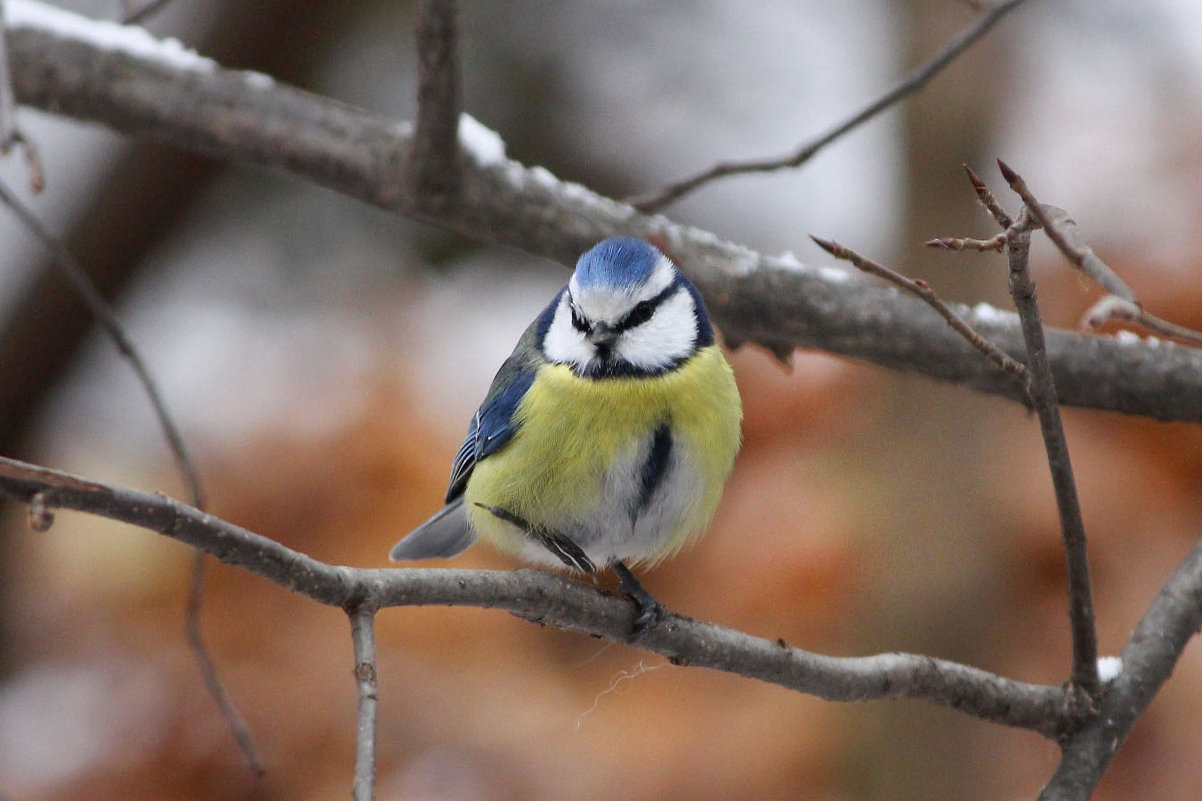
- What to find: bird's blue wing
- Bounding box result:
[391,298,555,563]
[445,359,538,503]
[391,353,538,562]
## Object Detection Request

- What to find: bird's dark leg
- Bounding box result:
[611,560,665,638]
[476,505,663,635]
[476,504,596,574]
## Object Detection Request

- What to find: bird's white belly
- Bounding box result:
[514,432,704,569]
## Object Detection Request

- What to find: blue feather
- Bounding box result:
[445,363,537,502]
[573,237,661,291]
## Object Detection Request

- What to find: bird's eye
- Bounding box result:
[623,299,656,329]
[569,303,589,333]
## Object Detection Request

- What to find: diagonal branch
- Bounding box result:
[811,234,1032,402]
[0,454,1074,739]
[627,0,1034,213]
[0,177,264,774]
[6,0,1202,422]
[1003,169,1202,350]
[1038,534,1202,800]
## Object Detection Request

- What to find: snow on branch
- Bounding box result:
[5,0,1202,422]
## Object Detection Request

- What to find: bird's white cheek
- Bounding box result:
[542,308,593,368]
[616,293,696,370]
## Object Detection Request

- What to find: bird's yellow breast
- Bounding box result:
[464,345,742,565]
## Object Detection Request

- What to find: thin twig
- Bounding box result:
[0,179,205,508]
[123,0,173,26]
[0,179,265,772]
[349,606,380,801]
[964,164,1012,228]
[926,234,1006,253]
[408,0,461,207]
[997,162,1137,303]
[1082,295,1202,348]
[996,193,1100,698]
[0,454,1074,739]
[627,0,1033,213]
[186,550,265,775]
[811,234,1032,401]
[998,161,1202,350]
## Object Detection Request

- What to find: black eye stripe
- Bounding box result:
[564,279,685,336]
[566,295,589,332]
[613,281,680,333]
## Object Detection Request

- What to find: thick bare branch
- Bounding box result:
[6,1,1202,424]
[0,454,1072,738]
[627,0,1034,213]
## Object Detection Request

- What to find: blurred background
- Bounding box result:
[2,0,1202,798]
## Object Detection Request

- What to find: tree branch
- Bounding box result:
[6,0,1202,421]
[626,0,1034,213]
[811,234,1032,402]
[999,200,1099,698]
[0,454,1073,739]
[0,166,262,776]
[0,0,43,191]
[1038,534,1202,800]
[349,606,379,801]
[407,0,461,208]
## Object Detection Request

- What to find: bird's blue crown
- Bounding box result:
[573,237,664,290]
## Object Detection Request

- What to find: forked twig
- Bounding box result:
[997,161,1202,350]
[999,163,1137,303]
[628,0,1033,212]
[0,453,1077,740]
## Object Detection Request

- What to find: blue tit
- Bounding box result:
[390,236,742,634]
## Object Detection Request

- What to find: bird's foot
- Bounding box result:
[612,560,665,639]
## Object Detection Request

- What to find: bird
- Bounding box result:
[389,236,742,635]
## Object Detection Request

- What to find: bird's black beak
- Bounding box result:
[587,322,619,348]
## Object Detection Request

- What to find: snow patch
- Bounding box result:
[971,302,1012,325]
[458,113,506,166]
[7,0,214,75]
[1097,656,1123,683]
[818,265,851,284]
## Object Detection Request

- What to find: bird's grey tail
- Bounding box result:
[389,498,477,561]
